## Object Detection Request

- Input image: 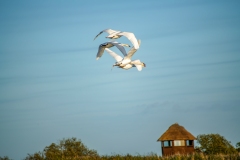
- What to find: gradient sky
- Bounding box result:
[0,1,240,159]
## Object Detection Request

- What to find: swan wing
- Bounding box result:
[117,32,139,49]
[105,48,123,62]
[109,41,128,57]
[131,59,146,71]
[126,39,141,59]
[96,44,106,60]
[96,41,128,60]
[104,29,120,34]
[134,64,143,71]
[131,60,143,71]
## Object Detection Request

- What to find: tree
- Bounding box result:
[196,134,237,154]
[24,152,44,160]
[236,142,240,152]
[44,143,62,159]
[25,137,99,160]
[0,156,11,160]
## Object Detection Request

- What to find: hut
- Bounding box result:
[157,123,196,156]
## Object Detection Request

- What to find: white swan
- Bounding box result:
[94,29,120,40]
[94,29,139,49]
[104,40,146,71]
[96,41,130,60]
[115,39,141,66]
[105,48,146,71]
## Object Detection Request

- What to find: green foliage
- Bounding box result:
[97,153,240,160]
[100,153,159,160]
[196,134,237,155]
[23,136,240,160]
[236,142,240,152]
[22,152,240,160]
[24,152,44,160]
[25,137,99,160]
[0,156,11,160]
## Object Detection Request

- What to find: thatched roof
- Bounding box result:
[157,123,196,141]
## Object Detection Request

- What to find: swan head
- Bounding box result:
[143,63,146,67]
[112,63,120,70]
[114,61,121,66]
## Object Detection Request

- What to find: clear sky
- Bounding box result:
[0,1,240,159]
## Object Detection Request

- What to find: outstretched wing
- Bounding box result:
[109,41,128,57]
[94,29,120,40]
[96,44,106,60]
[96,41,129,60]
[117,32,139,49]
[126,39,141,59]
[134,64,143,71]
[105,48,123,62]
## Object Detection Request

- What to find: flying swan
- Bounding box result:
[104,40,146,71]
[94,29,139,50]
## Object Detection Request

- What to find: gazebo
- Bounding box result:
[157,123,196,156]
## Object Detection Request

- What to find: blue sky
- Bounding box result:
[0,0,240,159]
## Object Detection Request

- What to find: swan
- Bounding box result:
[94,29,120,40]
[104,40,146,71]
[115,39,141,66]
[94,29,139,49]
[105,48,146,71]
[96,41,130,60]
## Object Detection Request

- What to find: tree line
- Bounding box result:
[1,134,239,160]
